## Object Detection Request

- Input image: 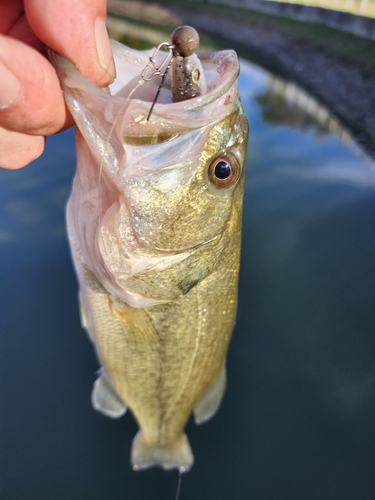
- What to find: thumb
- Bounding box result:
[25,0,115,87]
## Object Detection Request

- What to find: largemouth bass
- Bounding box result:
[53,34,248,472]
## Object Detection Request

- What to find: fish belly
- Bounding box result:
[68,198,240,470]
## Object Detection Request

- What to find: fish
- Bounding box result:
[52,34,248,472]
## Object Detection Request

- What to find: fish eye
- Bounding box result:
[208,154,240,189]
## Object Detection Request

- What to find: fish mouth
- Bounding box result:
[107,40,240,105]
[51,42,240,146]
[113,43,241,145]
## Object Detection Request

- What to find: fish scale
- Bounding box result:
[52,31,248,472]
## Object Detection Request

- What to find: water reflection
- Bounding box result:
[0,130,76,280]
[1,18,375,500]
[255,74,352,142]
[106,14,216,51]
[107,15,172,49]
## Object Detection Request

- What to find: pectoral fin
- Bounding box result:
[91,370,127,419]
[194,366,226,425]
[78,289,96,342]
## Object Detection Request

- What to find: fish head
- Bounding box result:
[53,41,248,307]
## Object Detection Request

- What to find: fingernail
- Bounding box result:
[95,18,115,80]
[0,60,21,109]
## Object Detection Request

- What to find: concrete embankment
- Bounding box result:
[193,0,375,41]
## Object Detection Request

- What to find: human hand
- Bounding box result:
[0,0,115,169]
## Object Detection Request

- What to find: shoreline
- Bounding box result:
[107,0,375,159]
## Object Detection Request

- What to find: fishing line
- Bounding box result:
[174,468,183,500]
[127,79,144,99]
[97,99,128,227]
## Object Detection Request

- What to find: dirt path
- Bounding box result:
[108,0,375,158]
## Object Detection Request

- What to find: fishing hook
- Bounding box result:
[140,42,175,121]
